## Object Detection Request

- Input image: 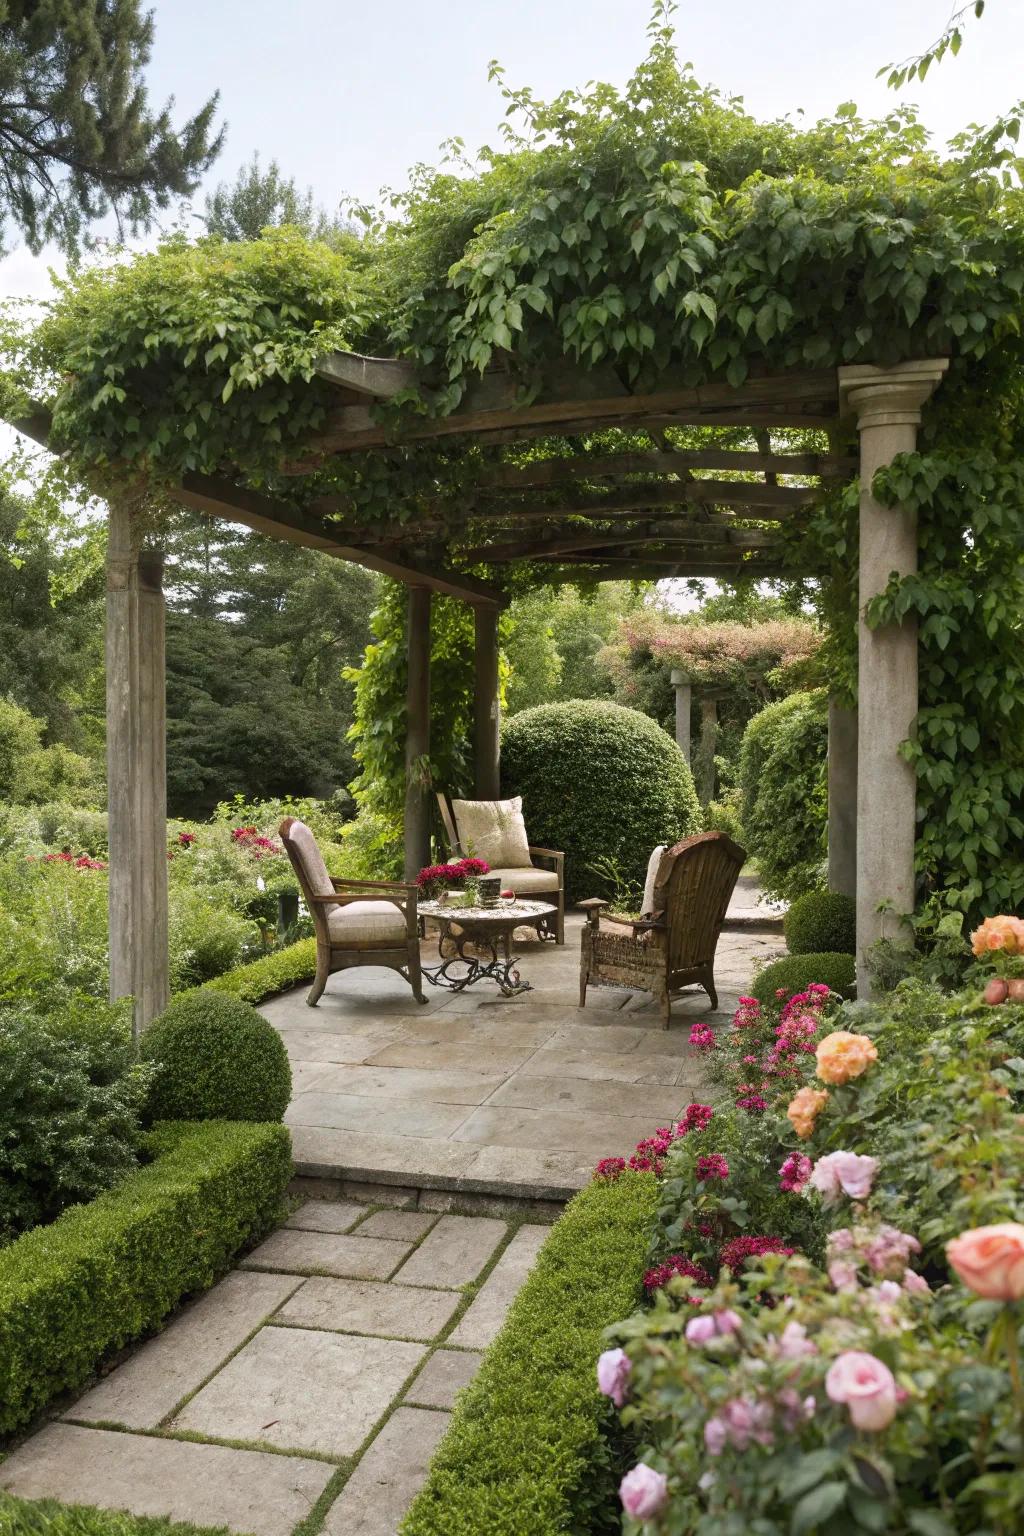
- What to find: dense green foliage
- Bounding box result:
[0,2,222,255]
[141,992,291,1124]
[0,1496,232,1536]
[739,690,828,901]
[500,700,701,903]
[0,1118,291,1433]
[0,699,97,807]
[0,1002,150,1244]
[204,938,318,1005]
[750,951,856,1004]
[784,890,857,955]
[402,1171,657,1536]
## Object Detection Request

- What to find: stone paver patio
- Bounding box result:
[0,1199,549,1536]
[274,901,783,1202]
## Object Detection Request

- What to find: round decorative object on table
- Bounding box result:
[418,898,557,996]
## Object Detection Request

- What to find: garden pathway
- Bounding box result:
[0,1199,548,1536]
[270,905,784,1204]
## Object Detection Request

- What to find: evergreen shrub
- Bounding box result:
[783,890,856,955]
[500,701,701,904]
[141,992,291,1123]
[738,691,827,903]
[0,1119,291,1433]
[751,951,856,1004]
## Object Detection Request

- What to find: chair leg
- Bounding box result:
[702,966,718,1012]
[409,945,427,1005]
[307,950,329,1007]
[579,968,588,1008]
[556,891,565,946]
[660,989,672,1029]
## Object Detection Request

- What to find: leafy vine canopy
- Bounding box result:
[7,0,1024,544]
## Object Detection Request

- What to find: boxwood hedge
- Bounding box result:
[202,938,317,1005]
[501,700,700,904]
[0,1119,291,1434]
[751,951,856,1004]
[401,1170,657,1536]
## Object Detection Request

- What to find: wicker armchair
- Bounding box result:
[579,831,745,1027]
[436,791,565,944]
[279,817,425,1007]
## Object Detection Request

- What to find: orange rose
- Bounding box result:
[787,1086,830,1140]
[815,1031,879,1086]
[972,915,1024,958]
[947,1223,1024,1300]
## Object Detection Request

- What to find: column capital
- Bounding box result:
[669,668,690,687]
[838,358,949,430]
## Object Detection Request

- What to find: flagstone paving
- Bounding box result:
[273,909,782,1200]
[0,1201,552,1536]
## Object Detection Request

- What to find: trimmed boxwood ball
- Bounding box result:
[141,991,291,1123]
[784,890,856,956]
[500,700,701,905]
[751,951,856,1005]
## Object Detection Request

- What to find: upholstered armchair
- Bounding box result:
[279,818,425,1007]
[436,792,565,944]
[579,831,745,1026]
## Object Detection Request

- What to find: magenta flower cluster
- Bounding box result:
[415,857,490,890]
[643,1252,714,1295]
[592,1103,716,1181]
[689,1021,717,1050]
[231,826,281,859]
[696,1153,730,1182]
[719,1235,795,1271]
[38,851,107,871]
[778,1152,813,1193]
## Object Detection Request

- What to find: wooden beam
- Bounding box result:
[537,560,793,583]
[475,448,853,490]
[460,524,780,564]
[172,472,505,607]
[287,368,839,460]
[464,480,818,524]
[316,352,419,397]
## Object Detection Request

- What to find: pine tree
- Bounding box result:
[0,0,223,253]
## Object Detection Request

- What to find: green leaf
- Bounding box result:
[791,1480,847,1535]
[908,1514,957,1536]
[778,1449,843,1501]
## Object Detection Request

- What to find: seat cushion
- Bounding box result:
[642,845,668,916]
[486,865,560,895]
[451,796,532,869]
[327,900,407,946]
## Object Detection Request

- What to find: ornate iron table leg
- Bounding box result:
[422,920,531,996]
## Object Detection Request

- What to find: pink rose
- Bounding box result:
[828,1260,858,1291]
[685,1315,717,1345]
[902,1268,931,1296]
[620,1463,669,1519]
[809,1151,878,1207]
[947,1223,1024,1301]
[825,1350,898,1431]
[597,1347,631,1407]
[704,1415,728,1455]
[715,1309,743,1336]
[777,1321,817,1359]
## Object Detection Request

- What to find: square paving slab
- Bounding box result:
[172,1326,426,1457]
[276,1276,461,1340]
[405,1349,482,1410]
[393,1215,506,1289]
[285,1199,366,1233]
[0,1423,333,1536]
[240,1227,412,1279]
[321,1407,450,1536]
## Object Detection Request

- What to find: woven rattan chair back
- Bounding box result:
[655,831,745,973]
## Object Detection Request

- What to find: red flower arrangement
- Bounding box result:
[416,857,491,891]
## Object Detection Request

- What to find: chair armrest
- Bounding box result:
[330,877,419,893]
[579,896,608,931]
[528,846,564,864]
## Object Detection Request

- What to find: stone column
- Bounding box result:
[827,696,858,899]
[106,501,169,1036]
[696,694,719,802]
[670,668,692,763]
[838,360,948,997]
[404,585,432,883]
[473,604,501,799]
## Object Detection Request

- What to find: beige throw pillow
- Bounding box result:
[452,796,532,869]
[642,844,668,916]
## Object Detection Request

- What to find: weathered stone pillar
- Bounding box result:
[695,693,719,802]
[670,668,692,764]
[106,501,169,1036]
[473,604,501,799]
[838,360,948,997]
[827,696,858,899]
[404,585,432,882]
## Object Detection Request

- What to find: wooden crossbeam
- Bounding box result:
[467,480,818,524]
[476,448,853,490]
[538,559,792,584]
[459,523,780,564]
[286,365,838,463]
[173,473,505,606]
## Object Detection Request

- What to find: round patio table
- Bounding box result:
[418,898,557,996]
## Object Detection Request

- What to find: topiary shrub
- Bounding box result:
[738,690,827,903]
[500,700,701,904]
[784,890,856,955]
[750,951,856,1005]
[140,991,291,1122]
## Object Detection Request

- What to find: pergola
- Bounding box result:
[12,351,947,1027]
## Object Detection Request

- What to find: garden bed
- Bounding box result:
[0,1119,291,1436]
[401,1169,657,1536]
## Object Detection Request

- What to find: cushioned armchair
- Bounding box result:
[436,792,565,944]
[579,831,745,1026]
[279,818,425,1007]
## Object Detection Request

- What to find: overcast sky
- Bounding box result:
[2,0,1022,300]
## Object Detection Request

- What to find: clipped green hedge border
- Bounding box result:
[0,1119,291,1435]
[0,1494,231,1536]
[200,937,317,1005]
[401,1170,657,1536]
